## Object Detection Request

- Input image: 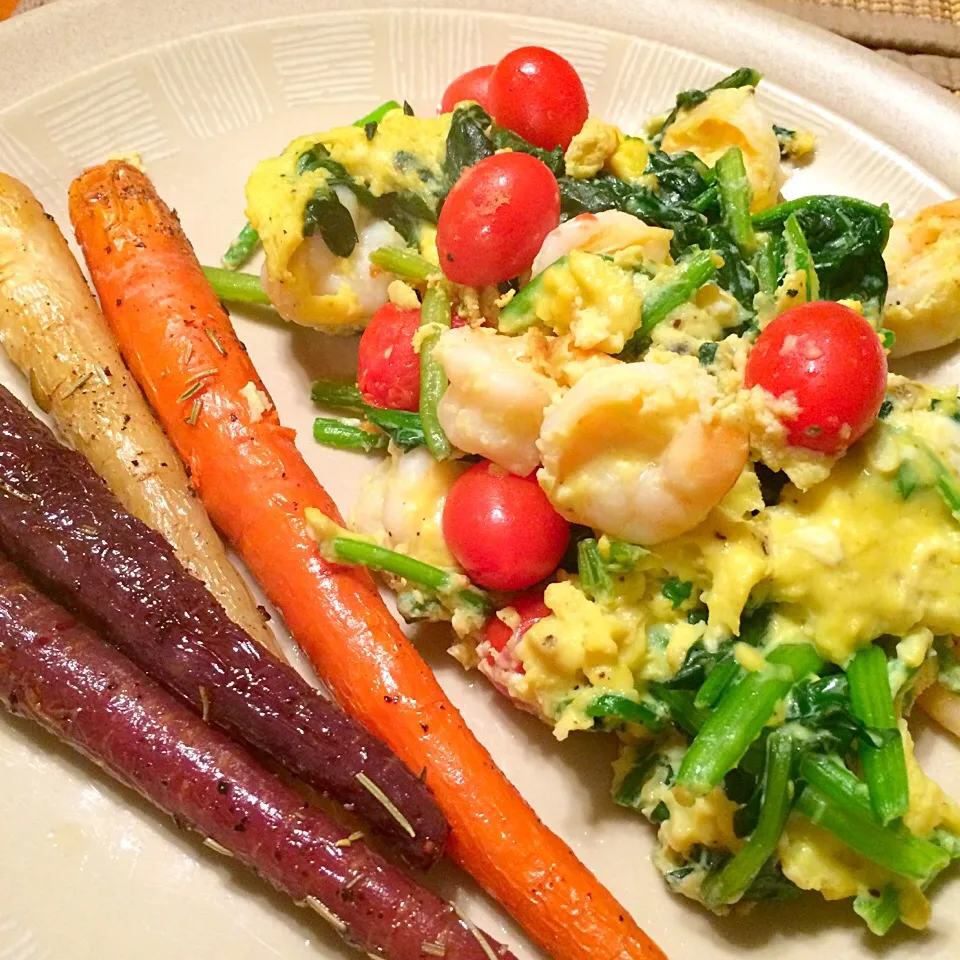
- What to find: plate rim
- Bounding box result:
[2,0,960,193]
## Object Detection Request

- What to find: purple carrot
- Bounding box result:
[0,552,514,959]
[0,384,446,868]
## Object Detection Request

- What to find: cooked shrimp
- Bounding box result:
[883,199,960,357]
[537,357,749,544]
[434,326,557,476]
[531,210,673,276]
[351,445,468,568]
[661,87,784,212]
[261,190,405,332]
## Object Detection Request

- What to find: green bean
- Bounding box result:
[716,147,757,257]
[752,232,778,297]
[701,728,795,907]
[782,212,820,301]
[847,645,909,824]
[634,249,719,341]
[310,379,367,413]
[313,418,387,453]
[202,266,272,305]
[369,246,436,282]
[221,221,260,270]
[796,785,948,883]
[497,257,566,335]
[676,642,823,796]
[418,286,453,459]
[329,536,489,613]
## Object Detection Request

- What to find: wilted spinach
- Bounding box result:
[441,103,564,197]
[443,103,495,188]
[297,142,436,247]
[753,195,892,314]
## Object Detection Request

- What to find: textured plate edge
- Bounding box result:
[1,0,960,195]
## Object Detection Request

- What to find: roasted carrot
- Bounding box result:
[69,161,667,960]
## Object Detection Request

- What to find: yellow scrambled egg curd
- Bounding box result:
[515,579,647,739]
[765,430,960,664]
[534,250,645,353]
[564,118,622,179]
[605,136,651,184]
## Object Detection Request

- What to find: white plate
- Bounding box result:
[1,2,959,959]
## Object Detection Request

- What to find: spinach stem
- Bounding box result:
[221,222,260,271]
[577,538,612,600]
[636,249,719,340]
[694,653,742,709]
[310,379,367,413]
[330,536,489,612]
[796,784,948,882]
[783,213,820,301]
[418,286,453,460]
[353,100,402,128]
[313,418,387,453]
[370,246,436,282]
[202,266,272,305]
[701,728,795,907]
[716,147,757,257]
[676,642,823,796]
[586,693,665,733]
[847,645,909,824]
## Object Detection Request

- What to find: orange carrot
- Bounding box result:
[69,161,667,960]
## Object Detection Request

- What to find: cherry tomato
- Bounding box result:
[436,153,560,286]
[440,64,494,114]
[442,462,570,591]
[357,303,422,411]
[744,301,888,454]
[483,592,551,654]
[487,46,589,151]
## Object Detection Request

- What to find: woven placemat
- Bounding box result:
[754,0,960,89]
[6,0,960,91]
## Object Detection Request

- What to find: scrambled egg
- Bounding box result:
[766,429,960,663]
[606,136,651,183]
[515,579,647,739]
[534,250,644,352]
[564,119,622,179]
[661,86,784,212]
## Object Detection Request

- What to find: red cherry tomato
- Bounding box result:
[483,592,552,654]
[436,153,560,286]
[357,303,422,411]
[440,64,494,114]
[744,302,888,454]
[442,462,570,591]
[487,46,589,151]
